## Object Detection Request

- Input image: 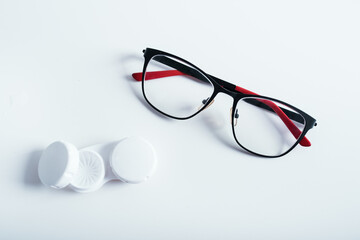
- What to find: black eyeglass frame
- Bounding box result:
[139,48,317,158]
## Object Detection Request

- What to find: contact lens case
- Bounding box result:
[38,137,157,193]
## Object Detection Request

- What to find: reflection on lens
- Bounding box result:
[233,97,306,157]
[143,55,214,118]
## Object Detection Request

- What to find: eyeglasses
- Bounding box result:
[132,48,317,158]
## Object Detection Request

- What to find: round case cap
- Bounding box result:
[38,141,79,189]
[110,137,157,184]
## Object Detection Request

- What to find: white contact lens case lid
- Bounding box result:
[38,141,79,189]
[38,137,157,192]
[110,137,157,184]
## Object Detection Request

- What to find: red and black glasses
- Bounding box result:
[132,48,317,157]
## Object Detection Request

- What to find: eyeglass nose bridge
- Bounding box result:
[213,83,239,98]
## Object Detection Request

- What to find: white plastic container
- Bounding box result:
[38,137,157,193]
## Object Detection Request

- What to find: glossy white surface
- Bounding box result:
[110,137,157,183]
[38,141,79,188]
[1,1,359,239]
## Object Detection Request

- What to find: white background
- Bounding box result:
[1,0,359,239]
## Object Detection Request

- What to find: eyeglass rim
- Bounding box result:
[230,95,310,158]
[141,53,216,120]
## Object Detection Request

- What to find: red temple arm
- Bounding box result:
[132,70,185,81]
[132,70,311,147]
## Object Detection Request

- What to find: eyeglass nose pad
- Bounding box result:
[230,107,239,126]
[198,98,215,111]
